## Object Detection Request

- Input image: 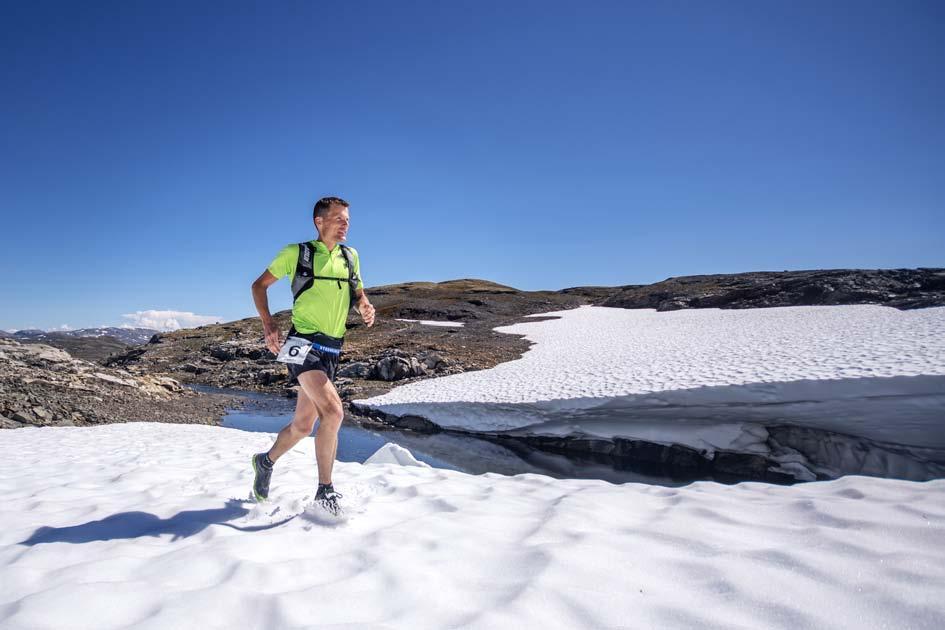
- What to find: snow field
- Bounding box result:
[1,422,943,630]
[356,305,945,452]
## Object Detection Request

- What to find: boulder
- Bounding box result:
[93,372,138,387]
[12,410,36,425]
[376,356,411,381]
[209,346,237,361]
[256,369,284,385]
[409,357,426,376]
[418,352,445,371]
[337,361,373,379]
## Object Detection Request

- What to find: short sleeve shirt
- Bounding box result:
[267,240,363,338]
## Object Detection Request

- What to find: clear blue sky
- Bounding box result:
[2,1,943,331]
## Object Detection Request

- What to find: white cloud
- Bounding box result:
[121,310,224,332]
[58,324,74,331]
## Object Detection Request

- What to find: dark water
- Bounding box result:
[192,385,688,486]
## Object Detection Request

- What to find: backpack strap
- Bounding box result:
[338,244,361,305]
[291,242,316,302]
[291,241,361,305]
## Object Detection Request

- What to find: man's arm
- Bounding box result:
[252,270,282,353]
[354,288,375,327]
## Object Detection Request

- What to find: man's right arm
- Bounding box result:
[252,270,282,354]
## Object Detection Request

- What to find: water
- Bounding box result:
[216,387,461,471]
[194,385,690,486]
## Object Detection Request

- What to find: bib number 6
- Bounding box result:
[275,336,313,365]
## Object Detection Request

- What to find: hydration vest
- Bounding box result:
[291,241,361,306]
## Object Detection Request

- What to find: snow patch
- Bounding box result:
[395,318,465,328]
[364,442,431,467]
[357,305,945,479]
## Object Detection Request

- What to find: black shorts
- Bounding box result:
[284,327,344,383]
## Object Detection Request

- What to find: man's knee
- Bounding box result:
[317,402,344,431]
[298,371,343,424]
[291,414,317,435]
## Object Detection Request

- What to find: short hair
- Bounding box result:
[313,196,349,221]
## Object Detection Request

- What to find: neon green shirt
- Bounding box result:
[267,240,364,338]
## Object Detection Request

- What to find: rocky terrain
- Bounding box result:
[97,270,944,403]
[601,268,945,311]
[4,269,943,448]
[102,279,607,402]
[0,337,240,430]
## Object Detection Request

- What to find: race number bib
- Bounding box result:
[275,336,313,365]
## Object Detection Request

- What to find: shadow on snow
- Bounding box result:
[18,499,294,545]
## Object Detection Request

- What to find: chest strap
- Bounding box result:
[291,241,361,304]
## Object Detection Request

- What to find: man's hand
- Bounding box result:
[263,322,282,355]
[358,297,376,327]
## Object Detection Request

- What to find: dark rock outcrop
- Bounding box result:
[600,268,945,311]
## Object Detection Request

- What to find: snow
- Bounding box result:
[363,441,431,467]
[395,318,465,327]
[2,422,943,629]
[357,305,945,451]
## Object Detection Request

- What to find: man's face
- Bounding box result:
[316,205,350,242]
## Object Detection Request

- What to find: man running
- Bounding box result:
[249,196,376,515]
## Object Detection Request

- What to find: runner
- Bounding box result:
[249,196,376,515]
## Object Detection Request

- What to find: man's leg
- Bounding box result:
[296,370,344,485]
[267,386,319,462]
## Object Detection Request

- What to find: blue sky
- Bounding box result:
[1,1,942,331]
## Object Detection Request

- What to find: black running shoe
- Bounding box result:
[315,484,344,516]
[251,453,273,502]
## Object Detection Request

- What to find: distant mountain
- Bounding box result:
[7,327,160,363]
[12,327,159,346]
[12,329,47,337]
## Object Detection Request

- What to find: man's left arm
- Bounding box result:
[354,289,374,327]
[355,288,375,327]
[351,249,375,327]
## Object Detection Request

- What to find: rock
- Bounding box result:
[18,343,73,364]
[418,352,445,371]
[148,334,163,344]
[337,361,373,379]
[0,413,28,429]
[209,346,237,361]
[93,372,138,387]
[390,414,442,433]
[137,375,185,397]
[601,268,945,311]
[409,357,426,376]
[711,451,771,478]
[256,369,284,385]
[376,356,411,381]
[12,411,36,424]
